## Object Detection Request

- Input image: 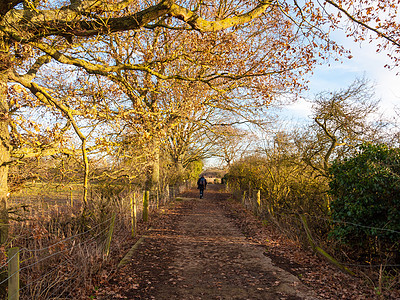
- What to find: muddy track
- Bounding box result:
[100,186,318,299]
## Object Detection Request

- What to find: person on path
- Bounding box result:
[197,175,207,199]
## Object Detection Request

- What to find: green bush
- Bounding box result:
[329,143,400,257]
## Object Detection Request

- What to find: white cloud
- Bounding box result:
[284,98,313,119]
[282,27,400,121]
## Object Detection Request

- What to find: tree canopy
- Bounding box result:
[1,0,400,243]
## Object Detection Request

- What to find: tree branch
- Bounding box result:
[3,0,273,42]
[169,0,274,32]
[325,0,400,48]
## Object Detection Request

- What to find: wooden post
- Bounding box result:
[69,186,73,208]
[252,189,259,214]
[156,187,159,209]
[143,191,149,222]
[248,182,251,202]
[242,191,246,206]
[130,193,137,237]
[8,247,19,300]
[256,190,262,215]
[256,189,261,214]
[104,213,116,258]
[298,214,355,276]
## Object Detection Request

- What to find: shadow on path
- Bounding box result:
[100,185,317,299]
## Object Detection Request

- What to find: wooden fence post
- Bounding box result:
[298,214,355,275]
[248,182,251,203]
[251,189,260,215]
[251,189,256,213]
[69,186,73,208]
[163,184,167,205]
[8,247,19,300]
[256,190,261,206]
[156,187,159,209]
[130,193,137,237]
[104,213,116,258]
[256,190,262,215]
[143,191,149,222]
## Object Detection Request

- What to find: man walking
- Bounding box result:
[197,175,207,199]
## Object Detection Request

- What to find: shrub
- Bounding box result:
[328,143,400,259]
[227,154,330,215]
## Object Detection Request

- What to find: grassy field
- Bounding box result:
[10,182,85,208]
[2,182,155,299]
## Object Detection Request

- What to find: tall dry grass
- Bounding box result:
[1,185,160,299]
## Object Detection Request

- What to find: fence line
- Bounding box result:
[20,226,110,272]
[234,187,400,269]
[21,215,115,253]
[0,226,110,288]
[3,183,182,299]
[238,188,400,236]
[0,215,115,289]
[268,209,400,235]
[0,224,102,271]
[303,213,400,234]
[9,226,114,299]
[10,260,70,299]
[268,211,400,267]
[0,248,22,271]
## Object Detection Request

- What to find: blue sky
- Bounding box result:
[282,29,400,122]
[209,27,400,167]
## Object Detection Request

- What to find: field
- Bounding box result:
[2,182,179,299]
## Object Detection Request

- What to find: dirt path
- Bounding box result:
[99,187,318,299]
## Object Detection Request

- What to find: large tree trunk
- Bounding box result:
[0,72,10,244]
[175,157,185,180]
[148,144,160,190]
[151,146,160,189]
[146,142,160,206]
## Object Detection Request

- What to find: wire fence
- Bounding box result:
[232,187,400,269]
[269,208,400,235]
[0,216,114,297]
[272,211,400,268]
[1,182,185,299]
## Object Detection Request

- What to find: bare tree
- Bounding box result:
[213,126,255,168]
[298,77,386,176]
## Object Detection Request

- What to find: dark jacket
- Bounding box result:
[197,176,207,190]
